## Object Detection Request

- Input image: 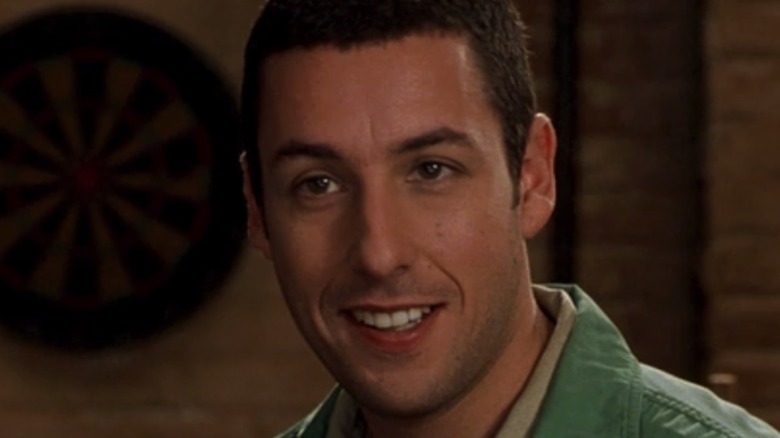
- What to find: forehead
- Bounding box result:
[256,34,498,161]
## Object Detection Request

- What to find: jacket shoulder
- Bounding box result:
[638,365,779,437]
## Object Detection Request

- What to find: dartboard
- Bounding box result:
[0,10,244,348]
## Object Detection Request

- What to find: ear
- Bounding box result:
[240,152,272,258]
[518,114,557,238]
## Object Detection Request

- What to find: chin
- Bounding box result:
[343,371,462,421]
[355,390,440,420]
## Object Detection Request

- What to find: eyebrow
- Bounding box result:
[393,126,475,155]
[272,141,342,165]
[270,126,475,165]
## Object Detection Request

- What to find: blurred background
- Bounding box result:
[0,0,776,436]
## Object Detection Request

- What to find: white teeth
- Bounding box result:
[352,307,432,331]
[375,313,392,329]
[391,311,409,326]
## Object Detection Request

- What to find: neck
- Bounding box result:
[363,296,553,438]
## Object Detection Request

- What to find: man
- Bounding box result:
[239,1,779,436]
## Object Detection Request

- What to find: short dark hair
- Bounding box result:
[241,0,537,204]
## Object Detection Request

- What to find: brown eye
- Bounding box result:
[300,176,339,195]
[411,161,456,182]
[419,162,444,179]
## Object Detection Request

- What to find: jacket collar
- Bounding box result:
[531,284,642,437]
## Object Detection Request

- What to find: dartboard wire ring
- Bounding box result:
[0,8,244,349]
[1,55,211,299]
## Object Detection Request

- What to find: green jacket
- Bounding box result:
[278,285,779,437]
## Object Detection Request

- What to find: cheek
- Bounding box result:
[428,199,519,274]
[268,223,328,298]
[269,229,336,345]
[266,207,350,298]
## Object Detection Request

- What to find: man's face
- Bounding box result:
[246,35,555,418]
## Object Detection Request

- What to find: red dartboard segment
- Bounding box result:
[0,9,244,349]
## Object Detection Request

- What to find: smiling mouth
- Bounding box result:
[351,306,434,331]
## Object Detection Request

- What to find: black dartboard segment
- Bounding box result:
[0,10,244,348]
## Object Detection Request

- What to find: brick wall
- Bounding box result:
[574,2,702,378]
[705,0,780,426]
[0,254,332,437]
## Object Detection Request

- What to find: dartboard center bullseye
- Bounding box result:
[72,160,103,196]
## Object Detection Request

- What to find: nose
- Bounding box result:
[349,183,414,279]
